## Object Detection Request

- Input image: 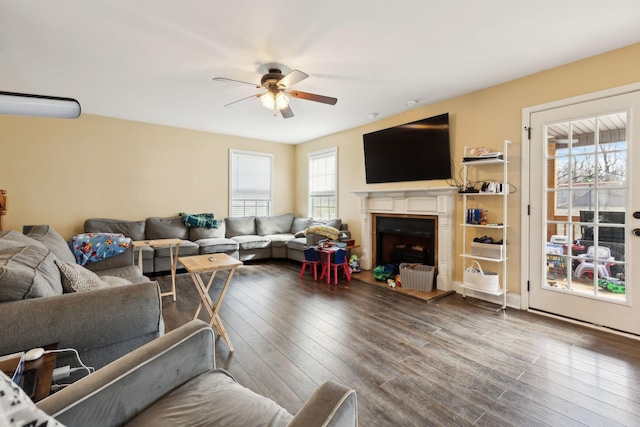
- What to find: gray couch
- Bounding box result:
[38,320,358,426]
[85,214,349,272]
[0,225,164,372]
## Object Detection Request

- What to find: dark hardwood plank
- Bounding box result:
[158,261,640,426]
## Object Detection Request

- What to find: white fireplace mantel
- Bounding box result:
[353,187,458,291]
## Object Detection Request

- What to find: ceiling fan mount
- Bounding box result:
[213,66,337,119]
[260,68,285,88]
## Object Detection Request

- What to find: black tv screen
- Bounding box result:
[363,113,452,184]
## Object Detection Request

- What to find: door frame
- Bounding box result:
[521,82,640,310]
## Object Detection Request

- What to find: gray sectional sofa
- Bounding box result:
[85,213,349,273]
[0,225,164,372]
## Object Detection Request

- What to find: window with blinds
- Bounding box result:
[308,148,337,220]
[229,150,272,217]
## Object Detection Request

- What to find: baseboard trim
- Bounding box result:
[527,309,640,341]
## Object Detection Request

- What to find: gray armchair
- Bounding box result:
[38,320,358,426]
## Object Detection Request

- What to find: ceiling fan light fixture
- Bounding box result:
[275,91,289,109]
[260,90,289,111]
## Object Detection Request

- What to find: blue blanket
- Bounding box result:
[69,233,131,266]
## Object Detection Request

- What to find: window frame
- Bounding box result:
[307,147,338,220]
[229,149,273,217]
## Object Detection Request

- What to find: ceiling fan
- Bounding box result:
[213,68,337,118]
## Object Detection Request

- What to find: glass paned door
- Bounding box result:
[528,90,640,335]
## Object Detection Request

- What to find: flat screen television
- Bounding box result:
[363,113,452,184]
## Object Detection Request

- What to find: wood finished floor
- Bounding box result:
[158,260,640,426]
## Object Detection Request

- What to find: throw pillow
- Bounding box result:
[290,217,312,234]
[189,221,226,240]
[26,225,76,263]
[0,240,63,301]
[225,216,256,238]
[55,260,105,293]
[146,216,189,240]
[0,371,65,426]
[256,213,294,236]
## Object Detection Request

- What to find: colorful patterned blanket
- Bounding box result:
[69,233,131,266]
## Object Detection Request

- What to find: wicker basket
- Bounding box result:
[399,263,435,292]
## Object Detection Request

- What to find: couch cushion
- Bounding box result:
[95,265,150,284]
[0,240,63,301]
[195,238,239,254]
[153,240,199,257]
[26,225,76,264]
[225,216,256,238]
[189,221,226,240]
[256,213,294,236]
[291,216,312,234]
[125,369,292,427]
[263,233,295,248]
[84,218,147,241]
[286,236,307,251]
[146,216,189,240]
[231,235,271,250]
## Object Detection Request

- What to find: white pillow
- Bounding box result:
[55,260,104,293]
[0,370,65,426]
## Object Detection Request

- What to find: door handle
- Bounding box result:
[633,228,640,237]
[634,212,640,219]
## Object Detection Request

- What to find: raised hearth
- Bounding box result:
[353,187,458,291]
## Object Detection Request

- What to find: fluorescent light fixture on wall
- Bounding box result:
[0,91,81,119]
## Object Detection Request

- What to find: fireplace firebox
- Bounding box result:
[374,216,436,268]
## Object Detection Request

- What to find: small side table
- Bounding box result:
[179,253,242,352]
[133,238,183,301]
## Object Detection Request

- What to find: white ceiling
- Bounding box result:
[2,1,639,144]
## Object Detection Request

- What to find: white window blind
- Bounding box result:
[308,148,337,220]
[230,150,272,217]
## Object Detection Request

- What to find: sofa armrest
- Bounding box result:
[0,281,163,369]
[288,381,358,427]
[38,320,214,427]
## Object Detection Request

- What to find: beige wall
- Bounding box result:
[295,42,640,295]
[0,115,295,238]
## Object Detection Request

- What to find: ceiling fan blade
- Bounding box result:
[278,70,309,89]
[287,90,337,105]
[280,105,294,119]
[223,94,260,108]
[213,77,260,88]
